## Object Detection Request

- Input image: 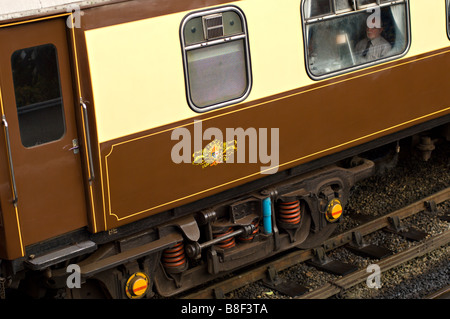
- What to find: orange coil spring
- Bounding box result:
[239,220,260,242]
[162,242,187,269]
[278,200,301,225]
[213,227,236,249]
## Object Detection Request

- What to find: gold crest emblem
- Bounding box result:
[192,139,237,168]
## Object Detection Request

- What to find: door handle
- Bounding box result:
[69,139,80,154]
[80,100,95,182]
[2,115,18,206]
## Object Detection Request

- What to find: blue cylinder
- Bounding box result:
[262,197,272,234]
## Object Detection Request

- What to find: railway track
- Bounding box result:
[425,285,450,299]
[182,187,450,299]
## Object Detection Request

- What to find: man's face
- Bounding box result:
[366,27,383,40]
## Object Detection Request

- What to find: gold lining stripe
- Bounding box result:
[0,86,24,257]
[0,15,73,255]
[69,15,98,233]
[104,107,450,222]
[13,206,24,256]
[101,41,450,222]
[0,13,71,28]
[102,47,450,150]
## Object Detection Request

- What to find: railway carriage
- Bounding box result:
[0,0,448,298]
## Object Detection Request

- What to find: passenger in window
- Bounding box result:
[355,24,391,62]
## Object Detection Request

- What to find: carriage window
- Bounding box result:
[302,0,409,79]
[11,44,65,147]
[181,7,252,112]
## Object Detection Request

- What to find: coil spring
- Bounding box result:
[239,220,260,242]
[162,242,188,272]
[213,227,236,249]
[278,200,301,225]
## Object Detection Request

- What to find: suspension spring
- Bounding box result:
[239,220,260,242]
[162,242,188,272]
[278,200,301,225]
[213,227,236,249]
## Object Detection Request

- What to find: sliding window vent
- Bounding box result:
[202,13,224,40]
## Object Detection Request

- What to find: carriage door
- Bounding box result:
[0,18,88,247]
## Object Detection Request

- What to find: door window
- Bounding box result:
[11,44,66,147]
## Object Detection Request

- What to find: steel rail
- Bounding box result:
[182,187,450,299]
[425,285,450,299]
[297,229,450,299]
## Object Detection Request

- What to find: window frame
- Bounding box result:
[447,0,450,40]
[180,5,252,113]
[301,0,411,80]
[11,43,66,148]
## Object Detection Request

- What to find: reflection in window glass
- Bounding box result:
[184,17,204,45]
[11,44,65,147]
[357,0,377,7]
[305,0,332,18]
[336,0,352,12]
[223,11,243,35]
[305,2,408,78]
[187,40,247,108]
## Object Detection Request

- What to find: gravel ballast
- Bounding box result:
[227,141,450,299]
